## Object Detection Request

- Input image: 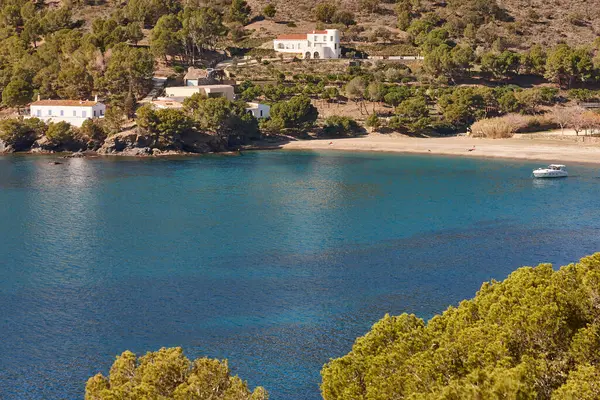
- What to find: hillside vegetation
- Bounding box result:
[321,253,600,400]
[1,0,600,150]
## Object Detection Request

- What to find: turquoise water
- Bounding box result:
[1,151,600,399]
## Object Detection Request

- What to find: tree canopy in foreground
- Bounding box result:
[321,253,600,400]
[85,347,267,400]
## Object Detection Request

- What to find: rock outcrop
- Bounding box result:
[30,136,87,153]
[0,138,10,153]
[98,128,229,156]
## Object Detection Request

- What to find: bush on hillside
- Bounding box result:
[322,116,361,136]
[322,253,600,400]
[0,118,46,151]
[85,347,267,400]
[267,95,319,133]
[80,119,108,149]
[45,121,86,150]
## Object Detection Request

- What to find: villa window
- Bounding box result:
[335,43,337,49]
[93,110,97,117]
[60,110,64,116]
[73,110,77,117]
[100,109,104,116]
[314,36,317,41]
[260,110,263,117]
[278,43,284,49]
[82,111,87,118]
[323,36,326,41]
[48,109,52,116]
[330,36,333,41]
[36,110,41,117]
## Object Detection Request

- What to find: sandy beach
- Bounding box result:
[270,133,600,165]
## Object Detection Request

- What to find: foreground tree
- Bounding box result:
[321,253,600,400]
[85,347,267,400]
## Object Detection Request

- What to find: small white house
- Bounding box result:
[165,85,235,101]
[273,29,341,59]
[184,68,218,86]
[30,98,106,127]
[246,102,270,119]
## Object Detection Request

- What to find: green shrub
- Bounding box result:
[322,116,360,136]
[365,113,381,129]
[0,118,46,151]
[45,121,78,145]
[269,95,318,133]
[568,89,599,102]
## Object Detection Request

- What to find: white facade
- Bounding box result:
[165,85,235,101]
[29,100,106,127]
[246,102,270,119]
[273,29,341,59]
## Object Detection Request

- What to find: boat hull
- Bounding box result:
[533,170,568,178]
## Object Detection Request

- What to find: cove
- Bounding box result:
[1,151,600,399]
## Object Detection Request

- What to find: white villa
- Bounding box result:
[161,70,271,119]
[273,29,341,59]
[29,97,105,127]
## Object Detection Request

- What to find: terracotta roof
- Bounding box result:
[31,100,99,107]
[276,34,307,40]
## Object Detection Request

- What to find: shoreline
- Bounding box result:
[4,133,600,166]
[252,134,600,166]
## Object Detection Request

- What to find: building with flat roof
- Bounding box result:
[165,85,235,101]
[246,102,270,119]
[184,68,218,86]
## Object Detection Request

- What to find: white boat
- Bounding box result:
[533,164,568,178]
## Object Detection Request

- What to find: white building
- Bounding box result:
[29,98,106,127]
[246,102,270,119]
[184,68,218,86]
[163,83,271,120]
[165,85,235,101]
[273,29,341,59]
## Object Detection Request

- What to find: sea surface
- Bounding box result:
[1,151,600,399]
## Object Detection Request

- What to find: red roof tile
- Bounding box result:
[31,100,99,107]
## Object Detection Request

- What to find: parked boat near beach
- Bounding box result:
[533,164,568,178]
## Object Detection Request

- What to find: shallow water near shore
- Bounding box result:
[1,151,600,399]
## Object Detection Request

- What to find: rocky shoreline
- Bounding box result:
[0,128,236,158]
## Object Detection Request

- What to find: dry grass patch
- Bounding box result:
[470,114,557,138]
